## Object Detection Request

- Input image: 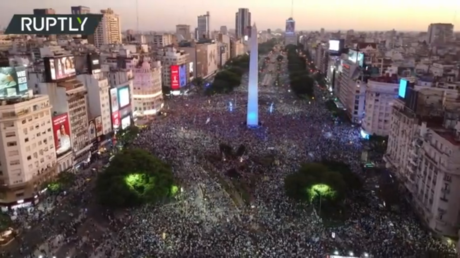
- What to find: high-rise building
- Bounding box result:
[427,23,454,45]
[71,6,90,15]
[159,47,189,90]
[195,42,218,78]
[93,8,122,48]
[176,24,191,41]
[220,26,228,35]
[132,59,164,117]
[197,12,210,40]
[0,93,57,208]
[235,8,251,39]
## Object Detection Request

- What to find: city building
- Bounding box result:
[176,25,191,41]
[106,69,134,132]
[336,52,366,123]
[230,39,246,59]
[195,42,218,78]
[284,17,297,45]
[0,93,57,209]
[427,23,454,46]
[159,47,189,90]
[197,12,211,40]
[220,26,228,35]
[361,76,399,137]
[132,59,163,117]
[385,86,460,236]
[33,8,55,15]
[235,8,251,39]
[93,8,122,48]
[152,34,173,48]
[71,6,90,15]
[77,67,113,152]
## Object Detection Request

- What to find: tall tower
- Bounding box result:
[246,23,259,127]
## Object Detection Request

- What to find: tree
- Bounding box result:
[191,77,204,88]
[286,45,315,97]
[116,125,140,147]
[214,70,241,87]
[95,148,177,208]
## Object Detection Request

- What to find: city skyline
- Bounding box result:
[0,0,458,32]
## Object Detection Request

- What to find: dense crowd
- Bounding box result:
[1,53,457,258]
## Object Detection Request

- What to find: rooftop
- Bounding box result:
[435,130,460,146]
[369,75,399,84]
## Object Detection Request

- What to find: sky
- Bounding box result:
[1,0,459,32]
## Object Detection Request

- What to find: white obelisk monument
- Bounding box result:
[246,23,259,127]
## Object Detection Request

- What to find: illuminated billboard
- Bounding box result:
[121,116,131,130]
[0,66,28,97]
[45,56,76,81]
[95,116,103,138]
[285,19,295,35]
[112,111,120,129]
[117,86,130,109]
[110,88,119,113]
[88,119,96,143]
[170,65,180,90]
[399,79,408,98]
[348,50,365,67]
[179,64,187,87]
[189,62,194,74]
[328,40,340,52]
[53,113,72,156]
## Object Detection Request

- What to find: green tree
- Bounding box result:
[191,77,204,88]
[116,125,140,147]
[95,148,176,208]
[215,70,241,87]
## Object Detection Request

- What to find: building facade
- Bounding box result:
[176,25,191,41]
[197,12,210,40]
[132,60,163,116]
[362,77,399,136]
[235,8,251,39]
[94,8,122,48]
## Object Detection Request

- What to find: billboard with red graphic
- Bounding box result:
[170,65,180,90]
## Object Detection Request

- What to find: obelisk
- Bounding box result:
[246,23,259,127]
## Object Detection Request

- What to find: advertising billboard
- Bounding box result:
[179,64,187,87]
[112,111,120,129]
[110,88,119,113]
[118,86,130,109]
[121,116,131,130]
[88,119,96,142]
[348,50,365,67]
[399,79,408,98]
[46,56,76,81]
[170,65,180,90]
[328,40,340,52]
[285,19,295,35]
[189,62,194,74]
[52,113,72,155]
[95,116,103,137]
[0,67,28,97]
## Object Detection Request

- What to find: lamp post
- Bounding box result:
[314,189,322,216]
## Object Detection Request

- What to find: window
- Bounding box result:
[8,150,18,156]
[27,156,31,160]
[5,132,16,138]
[24,137,29,142]
[6,142,17,147]
[9,160,20,166]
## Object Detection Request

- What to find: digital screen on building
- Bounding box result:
[46,56,76,81]
[52,113,72,156]
[0,67,28,98]
[110,88,119,112]
[329,40,340,52]
[121,116,131,130]
[170,65,180,90]
[118,86,130,108]
[95,116,103,137]
[88,119,96,142]
[189,62,194,74]
[399,79,408,98]
[348,50,364,67]
[179,64,187,87]
[285,19,295,35]
[112,111,120,129]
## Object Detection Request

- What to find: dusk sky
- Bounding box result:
[0,0,458,32]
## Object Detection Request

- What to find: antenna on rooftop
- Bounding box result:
[136,0,139,33]
[290,0,294,18]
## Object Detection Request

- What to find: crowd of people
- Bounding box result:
[1,51,457,258]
